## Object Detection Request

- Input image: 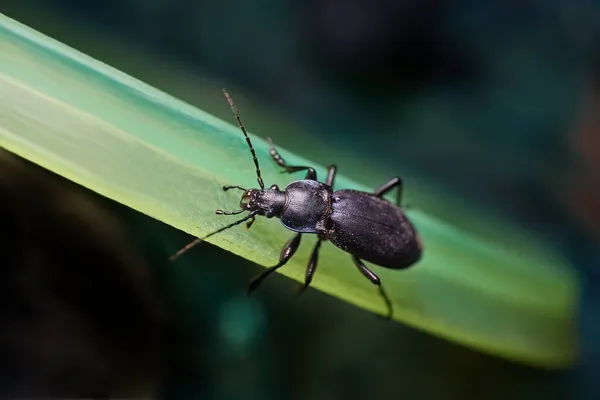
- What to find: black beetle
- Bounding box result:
[170,89,423,319]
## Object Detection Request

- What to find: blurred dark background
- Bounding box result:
[1,1,599,399]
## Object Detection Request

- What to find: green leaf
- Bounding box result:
[0,14,576,368]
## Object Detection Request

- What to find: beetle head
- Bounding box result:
[239,185,285,218]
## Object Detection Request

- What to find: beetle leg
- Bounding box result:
[222,185,246,192]
[290,167,317,180]
[325,165,337,188]
[297,237,323,294]
[246,216,256,229]
[351,256,393,320]
[247,233,302,295]
[374,176,403,207]
[267,137,317,180]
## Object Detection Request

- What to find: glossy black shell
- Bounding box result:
[280,180,333,233]
[326,190,421,269]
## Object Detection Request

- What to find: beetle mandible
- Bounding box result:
[170,88,423,319]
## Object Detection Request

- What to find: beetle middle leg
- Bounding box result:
[247,233,302,295]
[267,137,317,180]
[352,256,393,320]
[374,177,403,206]
[296,235,327,294]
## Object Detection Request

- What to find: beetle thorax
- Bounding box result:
[279,180,333,233]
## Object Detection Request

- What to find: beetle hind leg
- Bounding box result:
[325,165,337,188]
[267,137,317,180]
[374,177,403,207]
[352,256,393,320]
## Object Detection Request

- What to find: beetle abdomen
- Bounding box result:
[326,190,421,268]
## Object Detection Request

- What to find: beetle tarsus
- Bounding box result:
[267,137,318,180]
[377,286,393,321]
[352,256,394,320]
[223,185,246,192]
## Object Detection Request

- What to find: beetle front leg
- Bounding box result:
[374,177,403,207]
[247,233,302,295]
[352,256,393,320]
[222,185,246,192]
[267,137,317,180]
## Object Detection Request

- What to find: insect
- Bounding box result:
[170,88,423,319]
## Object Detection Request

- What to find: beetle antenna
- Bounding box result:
[222,88,265,189]
[169,211,258,262]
